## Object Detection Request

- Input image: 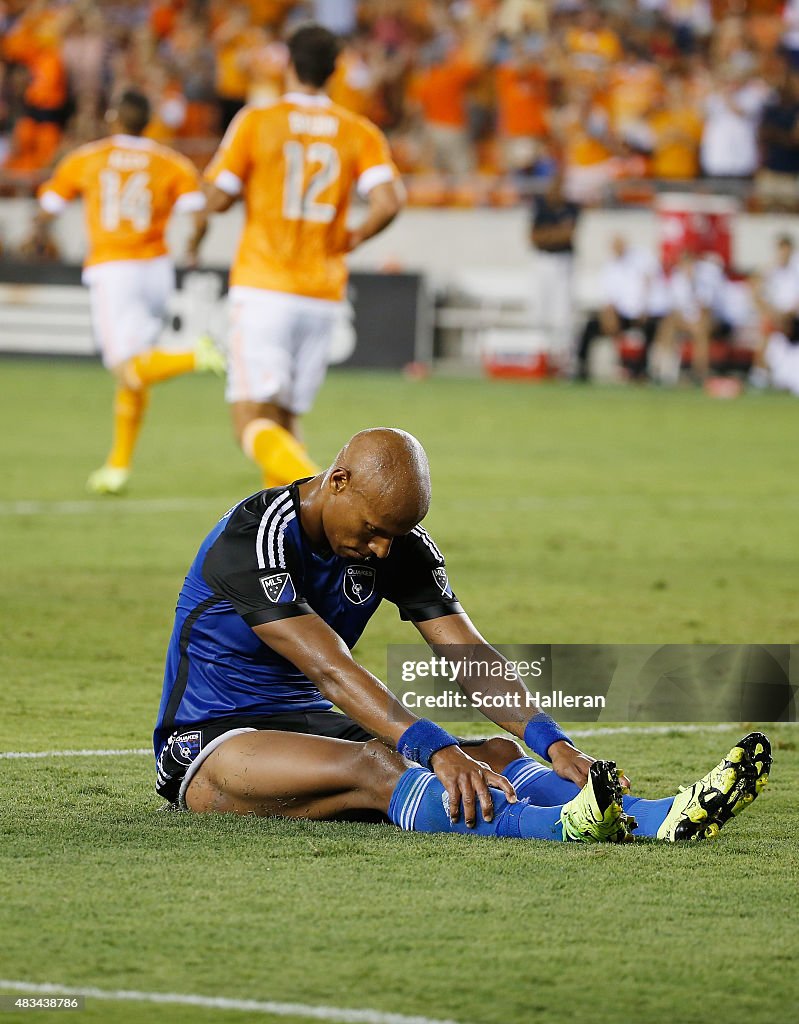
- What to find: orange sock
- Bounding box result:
[125,349,196,388]
[242,418,319,487]
[106,385,150,470]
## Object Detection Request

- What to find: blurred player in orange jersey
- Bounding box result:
[31,89,223,495]
[203,24,405,488]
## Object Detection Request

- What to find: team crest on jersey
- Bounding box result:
[260,572,296,603]
[170,730,201,767]
[343,565,376,605]
[432,566,452,596]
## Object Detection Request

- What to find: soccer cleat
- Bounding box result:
[86,465,130,495]
[560,760,634,843]
[194,334,226,376]
[657,731,772,842]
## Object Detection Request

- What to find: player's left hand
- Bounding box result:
[549,740,632,791]
[429,745,517,828]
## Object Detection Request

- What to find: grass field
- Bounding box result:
[1,359,797,1024]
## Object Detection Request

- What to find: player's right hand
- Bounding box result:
[429,745,517,828]
[550,740,632,792]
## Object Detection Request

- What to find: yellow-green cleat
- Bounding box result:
[657,731,772,842]
[560,760,635,843]
[194,334,226,376]
[86,465,130,495]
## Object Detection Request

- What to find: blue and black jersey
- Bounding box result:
[153,482,462,762]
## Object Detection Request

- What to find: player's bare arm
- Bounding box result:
[346,179,405,252]
[415,611,624,790]
[252,611,516,825]
[184,210,209,268]
[23,206,57,252]
[203,180,237,214]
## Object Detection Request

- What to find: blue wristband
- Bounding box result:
[524,713,572,762]
[397,719,458,769]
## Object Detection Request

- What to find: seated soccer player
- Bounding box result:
[154,428,771,843]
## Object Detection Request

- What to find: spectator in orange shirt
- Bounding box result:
[407,24,492,176]
[646,75,704,180]
[143,64,188,145]
[607,45,663,153]
[243,26,289,105]
[552,85,617,203]
[149,1,183,42]
[494,39,549,174]
[2,5,69,173]
[328,32,379,120]
[244,0,295,28]
[563,8,622,72]
[213,6,258,131]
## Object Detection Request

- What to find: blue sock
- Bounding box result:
[503,756,674,837]
[622,796,673,837]
[388,767,565,841]
[503,756,580,804]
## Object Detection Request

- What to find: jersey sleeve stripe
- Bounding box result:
[412,525,444,563]
[276,510,296,569]
[266,499,294,568]
[357,164,396,198]
[255,493,293,569]
[39,190,68,214]
[210,169,244,196]
[173,190,207,212]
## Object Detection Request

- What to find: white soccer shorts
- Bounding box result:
[226,286,340,413]
[83,256,175,369]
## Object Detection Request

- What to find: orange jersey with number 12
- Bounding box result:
[38,135,204,268]
[205,94,398,301]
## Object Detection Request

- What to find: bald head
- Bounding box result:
[311,428,432,560]
[332,428,431,526]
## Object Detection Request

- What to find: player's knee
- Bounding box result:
[355,739,407,798]
[116,358,143,392]
[473,735,525,772]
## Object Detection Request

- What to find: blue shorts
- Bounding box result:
[155,710,373,807]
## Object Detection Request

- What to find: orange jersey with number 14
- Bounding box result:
[205,94,398,301]
[38,135,204,268]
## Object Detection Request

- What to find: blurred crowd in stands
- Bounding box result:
[2,0,799,207]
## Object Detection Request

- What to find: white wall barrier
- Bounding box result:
[0,261,430,368]
[1,200,797,362]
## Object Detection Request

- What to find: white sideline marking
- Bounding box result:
[0,980,465,1024]
[569,723,741,739]
[0,497,218,517]
[3,723,792,761]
